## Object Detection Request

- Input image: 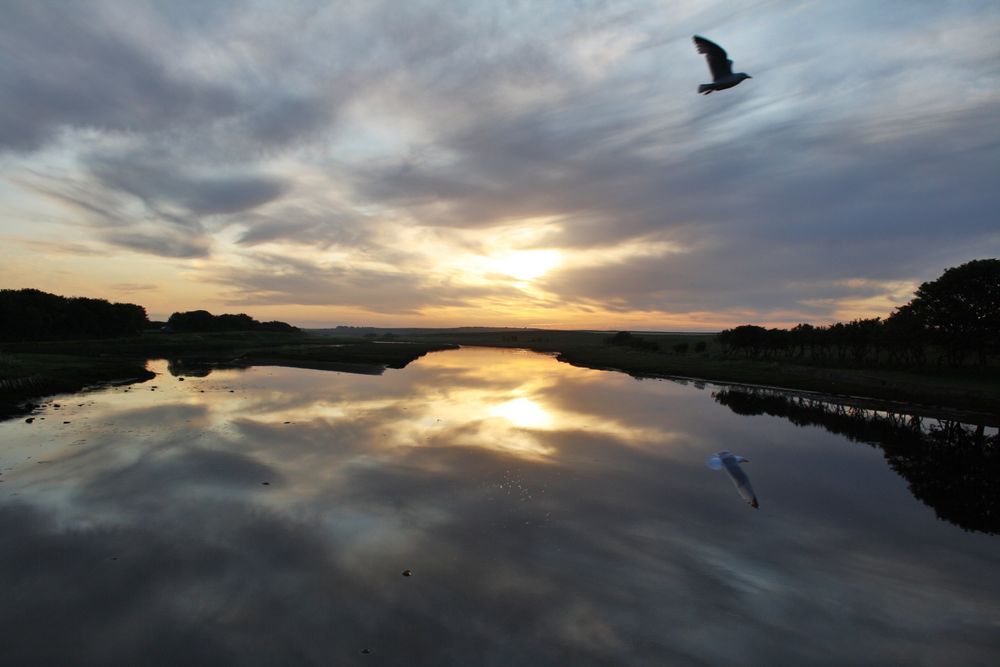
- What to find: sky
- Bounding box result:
[1,0,998,330]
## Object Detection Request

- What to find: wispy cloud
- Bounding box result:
[1,0,998,326]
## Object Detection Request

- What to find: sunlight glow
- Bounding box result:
[484,249,562,282]
[490,397,553,429]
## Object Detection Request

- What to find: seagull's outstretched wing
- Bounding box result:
[693,35,733,82]
[708,451,759,509]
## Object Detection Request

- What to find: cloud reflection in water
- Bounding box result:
[0,348,998,666]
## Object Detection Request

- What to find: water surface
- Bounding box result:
[1,348,997,665]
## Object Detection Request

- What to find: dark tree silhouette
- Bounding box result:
[908,259,1000,367]
[0,289,147,341]
[167,310,298,333]
[883,305,926,366]
[605,331,660,351]
[717,259,999,371]
[718,325,767,358]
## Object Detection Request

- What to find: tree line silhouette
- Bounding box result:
[718,259,999,369]
[0,289,299,341]
[166,310,299,333]
[0,288,148,342]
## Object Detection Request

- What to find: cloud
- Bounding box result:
[110,283,158,292]
[87,153,290,217]
[102,229,212,259]
[0,3,239,153]
[1,1,999,325]
[211,250,509,314]
[3,353,998,664]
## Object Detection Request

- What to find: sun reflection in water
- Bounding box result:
[489,397,553,429]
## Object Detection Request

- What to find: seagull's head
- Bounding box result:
[738,73,752,80]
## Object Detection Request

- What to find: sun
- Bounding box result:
[489,397,553,428]
[485,249,562,282]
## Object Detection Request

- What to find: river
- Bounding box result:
[1,347,997,665]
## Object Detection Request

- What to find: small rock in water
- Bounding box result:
[25,418,34,424]
[361,648,372,655]
[229,390,235,393]
[53,404,60,409]
[63,421,71,424]
[401,569,412,577]
[283,421,291,424]
[178,377,185,381]
[77,403,84,407]
[261,482,270,486]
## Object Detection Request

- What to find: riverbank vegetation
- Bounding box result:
[718,259,1000,371]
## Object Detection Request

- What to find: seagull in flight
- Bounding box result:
[693,35,751,95]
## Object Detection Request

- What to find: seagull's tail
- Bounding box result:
[698,84,714,95]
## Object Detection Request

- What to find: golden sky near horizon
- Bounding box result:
[2,1,998,329]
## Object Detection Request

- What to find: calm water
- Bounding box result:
[1,347,998,666]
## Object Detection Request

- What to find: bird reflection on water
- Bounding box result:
[713,386,1000,534]
[708,450,759,508]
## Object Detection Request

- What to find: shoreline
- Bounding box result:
[0,336,456,417]
[2,331,997,425]
[552,356,1000,427]
[0,356,155,418]
[545,347,999,425]
[403,330,999,422]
